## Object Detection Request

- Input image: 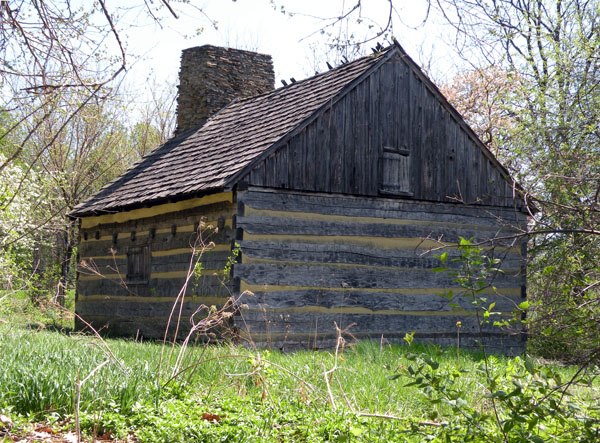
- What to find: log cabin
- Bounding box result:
[72,43,529,354]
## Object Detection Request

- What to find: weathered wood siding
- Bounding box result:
[233,187,527,354]
[76,193,236,339]
[245,53,522,210]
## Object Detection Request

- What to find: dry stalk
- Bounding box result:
[163,353,316,394]
[43,306,130,442]
[158,223,253,386]
[157,222,214,383]
[323,322,346,411]
[70,309,127,373]
[70,314,127,442]
[169,294,248,379]
[357,412,443,427]
[74,359,111,443]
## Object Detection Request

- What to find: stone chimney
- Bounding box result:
[175,45,275,133]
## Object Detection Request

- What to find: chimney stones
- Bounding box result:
[175,45,275,133]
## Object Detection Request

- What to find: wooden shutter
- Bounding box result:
[126,245,150,284]
[379,146,412,196]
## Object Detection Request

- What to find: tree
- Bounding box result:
[0,154,42,291]
[0,1,182,303]
[434,0,600,362]
[128,80,176,158]
[439,66,517,157]
[31,97,128,304]
[10,85,175,305]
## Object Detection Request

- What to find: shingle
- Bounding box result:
[71,49,390,216]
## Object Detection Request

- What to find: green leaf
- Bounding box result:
[425,358,439,370]
[350,426,363,437]
[518,301,530,310]
[542,266,555,275]
[489,390,507,399]
[459,237,472,246]
[503,420,515,433]
[524,358,535,375]
[439,290,454,300]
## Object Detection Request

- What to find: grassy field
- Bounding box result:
[0,292,598,442]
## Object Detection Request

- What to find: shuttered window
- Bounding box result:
[126,245,150,284]
[379,146,412,196]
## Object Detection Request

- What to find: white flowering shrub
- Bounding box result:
[0,153,44,290]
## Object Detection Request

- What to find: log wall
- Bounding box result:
[76,193,236,339]
[233,187,528,354]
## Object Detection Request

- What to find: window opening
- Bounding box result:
[126,245,150,284]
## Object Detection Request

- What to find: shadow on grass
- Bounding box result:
[25,321,74,334]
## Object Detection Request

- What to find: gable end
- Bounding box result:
[239,47,525,210]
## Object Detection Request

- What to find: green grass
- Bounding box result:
[0,294,598,442]
[0,289,74,331]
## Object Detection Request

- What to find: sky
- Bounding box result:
[116,0,460,108]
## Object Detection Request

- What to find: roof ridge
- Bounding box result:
[224,46,393,107]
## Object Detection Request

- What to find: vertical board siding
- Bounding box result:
[234,188,527,354]
[76,201,236,339]
[245,53,523,211]
[368,67,381,195]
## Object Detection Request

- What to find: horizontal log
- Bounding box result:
[80,205,234,245]
[239,242,524,274]
[237,289,523,313]
[237,311,516,336]
[79,250,232,278]
[76,316,170,339]
[242,204,519,236]
[241,233,522,256]
[240,240,523,263]
[237,215,518,246]
[242,250,441,270]
[75,315,236,341]
[76,297,230,318]
[234,263,518,289]
[77,274,233,298]
[238,281,523,297]
[78,270,229,282]
[239,187,528,225]
[79,234,232,259]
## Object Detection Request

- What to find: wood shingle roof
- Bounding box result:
[72,48,393,217]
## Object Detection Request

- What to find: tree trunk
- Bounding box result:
[56,219,76,307]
